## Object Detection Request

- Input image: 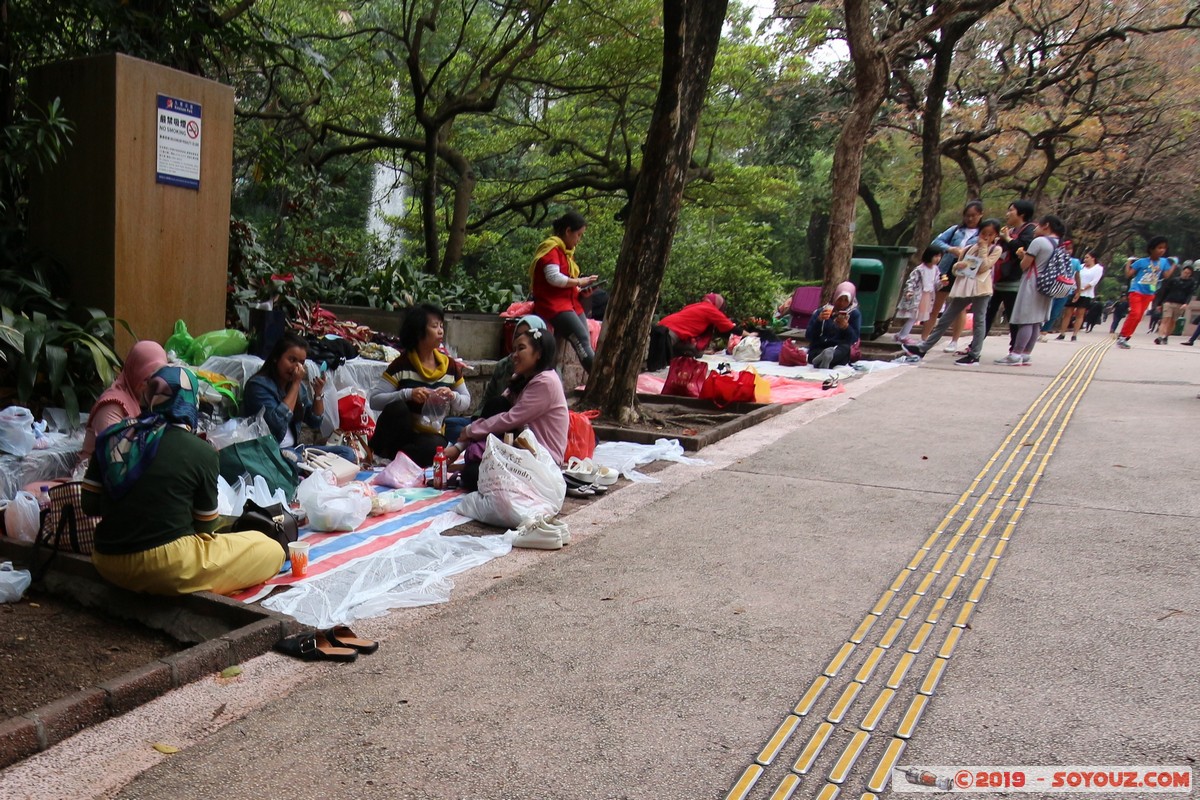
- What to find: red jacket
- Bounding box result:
[659,302,736,349]
[532,247,581,318]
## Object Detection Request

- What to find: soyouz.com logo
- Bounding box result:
[893,766,1192,793]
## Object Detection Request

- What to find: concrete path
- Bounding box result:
[4,328,1197,800]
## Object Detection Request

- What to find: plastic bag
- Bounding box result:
[564,410,599,462]
[0,563,32,603]
[372,452,425,489]
[185,329,249,366]
[336,389,374,434]
[456,431,566,528]
[164,319,194,362]
[417,394,449,434]
[369,490,407,516]
[3,492,40,542]
[591,438,708,483]
[731,334,762,362]
[205,410,273,450]
[296,470,372,532]
[0,406,36,456]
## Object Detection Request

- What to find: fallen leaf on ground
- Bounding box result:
[28,603,39,608]
[152,743,180,754]
[211,703,227,720]
[220,665,243,679]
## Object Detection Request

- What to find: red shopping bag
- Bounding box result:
[661,356,710,398]
[699,371,757,408]
[564,410,599,462]
[779,340,807,367]
[337,391,375,434]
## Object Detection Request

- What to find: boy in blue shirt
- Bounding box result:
[1117,237,1175,349]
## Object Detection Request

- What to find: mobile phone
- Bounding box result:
[319,362,328,374]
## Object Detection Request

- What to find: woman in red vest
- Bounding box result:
[531,211,600,372]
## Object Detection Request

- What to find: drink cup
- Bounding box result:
[287,541,311,578]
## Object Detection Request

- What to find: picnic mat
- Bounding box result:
[231,486,512,628]
[637,355,905,404]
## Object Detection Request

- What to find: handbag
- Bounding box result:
[218,435,300,501]
[232,500,299,552]
[661,356,710,398]
[39,482,100,555]
[779,340,807,367]
[699,370,757,408]
[302,450,359,486]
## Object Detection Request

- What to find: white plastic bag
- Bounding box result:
[3,491,40,542]
[205,409,273,450]
[0,407,36,456]
[296,469,372,532]
[372,452,426,489]
[0,562,32,603]
[731,334,762,362]
[216,475,248,518]
[457,431,566,528]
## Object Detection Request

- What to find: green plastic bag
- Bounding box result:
[186,329,249,365]
[217,435,299,502]
[164,320,194,361]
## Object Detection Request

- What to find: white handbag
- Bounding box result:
[302,450,359,486]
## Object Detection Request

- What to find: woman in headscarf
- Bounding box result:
[80,340,168,461]
[530,210,600,372]
[646,293,739,371]
[805,282,861,368]
[82,366,285,596]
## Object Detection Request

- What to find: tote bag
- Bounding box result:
[218,435,300,502]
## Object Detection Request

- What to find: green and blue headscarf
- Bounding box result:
[95,366,201,499]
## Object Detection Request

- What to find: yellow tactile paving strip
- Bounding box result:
[725,340,1108,799]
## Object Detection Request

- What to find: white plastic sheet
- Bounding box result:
[260,518,510,628]
[591,438,708,483]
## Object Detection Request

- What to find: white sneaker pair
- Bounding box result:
[511,515,570,550]
[942,340,960,353]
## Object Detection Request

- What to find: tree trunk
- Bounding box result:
[440,146,475,276]
[580,0,729,424]
[822,0,889,303]
[420,127,440,274]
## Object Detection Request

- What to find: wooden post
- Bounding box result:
[26,53,233,355]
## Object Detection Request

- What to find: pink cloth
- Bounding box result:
[636,372,843,404]
[82,341,168,459]
[465,370,570,464]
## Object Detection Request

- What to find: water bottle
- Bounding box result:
[432,447,447,490]
[37,485,51,512]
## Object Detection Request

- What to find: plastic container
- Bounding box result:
[848,257,885,340]
[432,447,447,490]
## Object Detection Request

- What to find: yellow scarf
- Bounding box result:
[529,236,579,286]
[407,349,450,381]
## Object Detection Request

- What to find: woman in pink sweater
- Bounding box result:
[445,329,569,490]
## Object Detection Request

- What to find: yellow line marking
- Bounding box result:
[886,652,915,689]
[867,737,907,792]
[913,571,936,596]
[938,575,962,601]
[871,589,896,616]
[929,551,950,574]
[826,681,863,724]
[756,714,801,766]
[968,577,988,603]
[793,721,834,774]
[954,554,975,577]
[966,536,987,557]
[938,626,964,658]
[889,569,913,593]
[858,687,895,732]
[849,614,877,644]
[919,657,949,696]
[860,794,879,800]
[954,601,976,629]
[878,617,906,649]
[815,783,842,800]
[943,533,964,553]
[990,538,1009,559]
[896,694,929,739]
[854,646,886,684]
[768,773,801,800]
[824,642,856,677]
[980,558,999,582]
[725,763,764,800]
[908,548,930,570]
[829,730,871,784]
[906,621,934,654]
[924,596,948,624]
[793,675,829,716]
[896,594,921,620]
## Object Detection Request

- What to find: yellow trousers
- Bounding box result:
[92,531,285,596]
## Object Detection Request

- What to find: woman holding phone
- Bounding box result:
[806,282,861,368]
[530,210,600,373]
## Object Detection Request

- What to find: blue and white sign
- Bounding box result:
[156,94,202,190]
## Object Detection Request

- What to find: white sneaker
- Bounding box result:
[511,517,564,550]
[536,515,570,545]
[993,353,1023,366]
[942,340,960,353]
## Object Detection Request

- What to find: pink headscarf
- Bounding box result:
[834,281,858,309]
[704,293,726,310]
[82,341,168,458]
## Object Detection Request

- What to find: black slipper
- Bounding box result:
[325,625,379,655]
[275,631,358,662]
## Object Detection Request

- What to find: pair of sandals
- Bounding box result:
[276,625,379,663]
[563,457,618,497]
[822,375,841,390]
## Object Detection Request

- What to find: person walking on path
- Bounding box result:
[899,218,1002,366]
[1155,264,1197,345]
[995,215,1065,366]
[1109,298,1129,333]
[925,200,983,351]
[1056,250,1104,342]
[1117,237,1175,349]
[1040,240,1081,341]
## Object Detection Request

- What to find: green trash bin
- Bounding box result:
[852,244,918,338]
[849,258,884,340]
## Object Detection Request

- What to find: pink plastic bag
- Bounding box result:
[372,452,425,489]
[501,301,535,318]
